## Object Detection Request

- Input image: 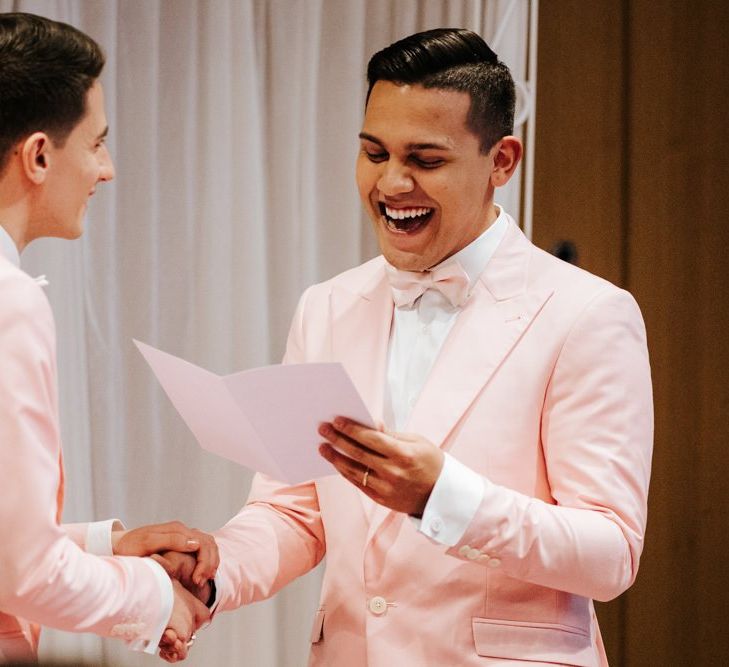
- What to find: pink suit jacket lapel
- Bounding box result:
[363,221,554,542]
[406,221,553,445]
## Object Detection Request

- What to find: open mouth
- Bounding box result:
[379,202,434,233]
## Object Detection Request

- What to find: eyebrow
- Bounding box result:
[95,126,109,142]
[358,132,453,151]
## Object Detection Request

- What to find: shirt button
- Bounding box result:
[487,557,502,568]
[467,548,481,560]
[369,596,388,616]
[429,517,443,533]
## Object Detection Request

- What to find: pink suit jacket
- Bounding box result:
[214,218,653,666]
[0,251,166,662]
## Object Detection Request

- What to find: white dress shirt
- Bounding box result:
[384,206,509,546]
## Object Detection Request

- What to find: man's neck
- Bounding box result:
[0,221,21,267]
[0,176,32,253]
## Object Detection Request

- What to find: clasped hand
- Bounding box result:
[318,417,444,517]
[112,521,218,661]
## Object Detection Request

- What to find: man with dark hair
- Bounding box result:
[166,29,652,665]
[0,12,215,663]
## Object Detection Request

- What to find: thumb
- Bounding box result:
[191,594,211,629]
[150,554,176,577]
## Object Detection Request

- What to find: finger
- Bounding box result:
[190,531,219,585]
[318,424,381,466]
[161,638,186,662]
[141,532,202,555]
[159,646,177,661]
[161,628,178,645]
[159,632,185,662]
[191,595,212,629]
[159,649,177,663]
[115,523,202,557]
[331,417,398,456]
[319,443,372,486]
[320,444,389,506]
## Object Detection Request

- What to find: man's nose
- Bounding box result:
[377,160,414,196]
[98,144,115,182]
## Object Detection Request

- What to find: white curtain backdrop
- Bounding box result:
[1,1,536,664]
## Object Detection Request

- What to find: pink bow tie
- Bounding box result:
[386,261,471,308]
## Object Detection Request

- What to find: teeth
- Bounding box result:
[384,205,432,220]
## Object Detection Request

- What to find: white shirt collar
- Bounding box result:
[0,225,20,268]
[433,204,508,290]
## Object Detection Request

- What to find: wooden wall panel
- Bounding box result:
[534,1,729,664]
[624,1,729,664]
[534,3,627,663]
[533,0,625,287]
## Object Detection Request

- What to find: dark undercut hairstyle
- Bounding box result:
[0,12,105,172]
[366,28,515,154]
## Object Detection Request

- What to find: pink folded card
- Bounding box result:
[135,340,374,484]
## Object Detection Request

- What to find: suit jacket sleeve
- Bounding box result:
[213,286,326,611]
[61,523,88,549]
[448,286,653,601]
[0,271,170,647]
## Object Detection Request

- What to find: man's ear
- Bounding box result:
[20,132,51,184]
[489,136,523,187]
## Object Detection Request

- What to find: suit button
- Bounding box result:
[487,557,501,568]
[467,548,481,560]
[458,545,471,557]
[368,596,388,616]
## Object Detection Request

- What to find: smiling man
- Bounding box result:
[0,12,214,663]
[165,28,653,666]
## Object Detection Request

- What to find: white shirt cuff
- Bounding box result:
[125,558,174,654]
[415,453,484,546]
[85,519,125,556]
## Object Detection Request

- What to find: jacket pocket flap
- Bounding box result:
[472,617,595,666]
[310,608,325,644]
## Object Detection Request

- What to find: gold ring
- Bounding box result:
[362,468,370,487]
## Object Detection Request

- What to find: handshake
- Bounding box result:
[111,521,220,662]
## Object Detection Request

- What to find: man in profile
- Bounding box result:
[167,29,653,665]
[0,12,215,663]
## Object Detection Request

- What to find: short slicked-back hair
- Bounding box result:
[366,28,515,153]
[0,12,105,172]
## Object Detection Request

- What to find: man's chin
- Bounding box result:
[62,222,85,240]
[57,224,84,241]
[381,248,431,272]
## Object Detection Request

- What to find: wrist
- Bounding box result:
[110,528,128,554]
